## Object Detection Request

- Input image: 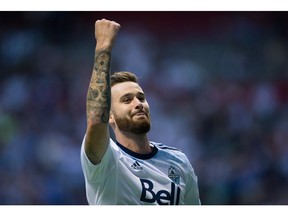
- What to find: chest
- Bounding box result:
[115,156,185,205]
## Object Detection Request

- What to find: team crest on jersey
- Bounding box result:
[131,160,143,171]
[168,166,180,184]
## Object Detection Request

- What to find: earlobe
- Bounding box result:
[109,111,114,124]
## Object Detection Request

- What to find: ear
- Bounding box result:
[109,110,115,124]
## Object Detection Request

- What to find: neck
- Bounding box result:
[115,131,152,154]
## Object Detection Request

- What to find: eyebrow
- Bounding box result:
[119,92,145,101]
[119,93,132,101]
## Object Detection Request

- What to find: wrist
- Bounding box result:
[96,41,113,52]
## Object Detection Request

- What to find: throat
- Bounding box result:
[115,132,151,154]
[126,141,153,154]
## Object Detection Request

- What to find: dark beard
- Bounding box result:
[114,115,151,134]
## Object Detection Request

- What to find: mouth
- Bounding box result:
[133,112,147,117]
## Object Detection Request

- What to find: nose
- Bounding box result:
[134,98,144,110]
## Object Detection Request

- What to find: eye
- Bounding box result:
[122,97,131,103]
[137,94,146,102]
[138,96,145,102]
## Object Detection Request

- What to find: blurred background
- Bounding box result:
[0,11,288,205]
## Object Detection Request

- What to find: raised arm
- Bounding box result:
[85,19,120,165]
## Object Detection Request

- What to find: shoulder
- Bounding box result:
[152,141,182,152]
[151,141,189,161]
[152,141,196,173]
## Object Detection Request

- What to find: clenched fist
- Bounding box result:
[95,19,121,52]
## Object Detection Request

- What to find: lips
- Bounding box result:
[132,111,147,117]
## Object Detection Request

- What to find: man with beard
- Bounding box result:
[80,18,201,205]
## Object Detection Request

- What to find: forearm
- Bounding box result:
[86,49,111,125]
[84,18,120,164]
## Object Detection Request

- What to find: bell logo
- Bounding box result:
[140,179,180,205]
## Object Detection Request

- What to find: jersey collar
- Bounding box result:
[116,141,158,160]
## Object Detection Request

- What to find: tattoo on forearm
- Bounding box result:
[87,50,111,123]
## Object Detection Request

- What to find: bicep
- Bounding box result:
[84,122,110,165]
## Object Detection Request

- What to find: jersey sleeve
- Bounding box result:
[80,136,114,183]
[183,156,201,205]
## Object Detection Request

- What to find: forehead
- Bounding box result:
[111,81,144,100]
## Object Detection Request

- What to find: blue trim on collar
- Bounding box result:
[116,141,158,160]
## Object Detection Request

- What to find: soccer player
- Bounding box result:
[80,18,201,205]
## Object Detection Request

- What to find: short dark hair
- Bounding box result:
[110,71,138,87]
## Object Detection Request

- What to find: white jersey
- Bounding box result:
[80,137,201,205]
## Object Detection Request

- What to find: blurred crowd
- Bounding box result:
[0,12,288,204]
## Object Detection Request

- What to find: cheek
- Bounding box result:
[112,105,131,118]
[144,103,150,113]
